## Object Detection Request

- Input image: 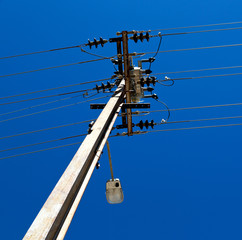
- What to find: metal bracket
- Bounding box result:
[90,103,150,110]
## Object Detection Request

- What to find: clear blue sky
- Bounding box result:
[0,0,242,239]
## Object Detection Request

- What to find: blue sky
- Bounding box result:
[0,0,242,239]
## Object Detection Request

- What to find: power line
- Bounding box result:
[138,43,242,55]
[0,78,111,101]
[157,72,242,83]
[156,26,242,37]
[0,92,90,117]
[2,101,242,139]
[2,121,242,161]
[112,122,242,137]
[0,44,86,60]
[0,88,94,106]
[150,21,242,32]
[145,122,242,134]
[0,119,95,140]
[0,56,114,78]
[0,95,110,124]
[155,115,242,125]
[158,73,242,83]
[0,141,84,161]
[146,102,242,114]
[154,65,242,75]
[0,133,87,153]
[2,116,242,153]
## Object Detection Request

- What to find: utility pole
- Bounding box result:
[23,80,125,240]
[24,30,153,239]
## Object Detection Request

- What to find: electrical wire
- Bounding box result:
[157,72,242,83]
[0,56,114,78]
[2,101,242,140]
[154,99,170,122]
[137,43,242,55]
[0,119,95,140]
[149,35,162,70]
[0,95,111,124]
[145,123,242,134]
[0,44,86,60]
[157,78,174,86]
[0,88,94,106]
[0,133,87,153]
[0,77,111,101]
[155,26,242,37]
[155,115,242,125]
[0,92,95,117]
[147,102,242,114]
[2,121,242,160]
[154,65,242,75]
[112,122,242,137]
[80,47,109,59]
[150,21,242,32]
[0,141,84,161]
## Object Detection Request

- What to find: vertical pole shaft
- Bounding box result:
[23,80,125,240]
[122,31,133,136]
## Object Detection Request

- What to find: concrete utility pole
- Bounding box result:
[23,80,125,240]
[23,29,150,239]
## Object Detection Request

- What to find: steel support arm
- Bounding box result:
[23,80,125,240]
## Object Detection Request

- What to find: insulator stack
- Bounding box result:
[95,81,115,93]
[131,32,150,43]
[140,77,157,87]
[87,37,108,49]
[136,120,155,130]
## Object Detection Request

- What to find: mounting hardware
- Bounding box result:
[88,121,95,134]
[96,162,100,169]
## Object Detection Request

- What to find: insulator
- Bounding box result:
[137,120,155,129]
[100,37,104,47]
[138,120,144,130]
[101,82,105,92]
[133,33,138,43]
[150,120,155,129]
[106,81,112,90]
[139,33,144,42]
[94,38,98,48]
[96,84,99,93]
[149,57,155,63]
[140,77,145,87]
[88,39,92,49]
[145,69,152,74]
[146,77,151,86]
[152,93,158,100]
[145,32,150,42]
[144,120,149,129]
[151,76,157,86]
[146,86,154,92]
